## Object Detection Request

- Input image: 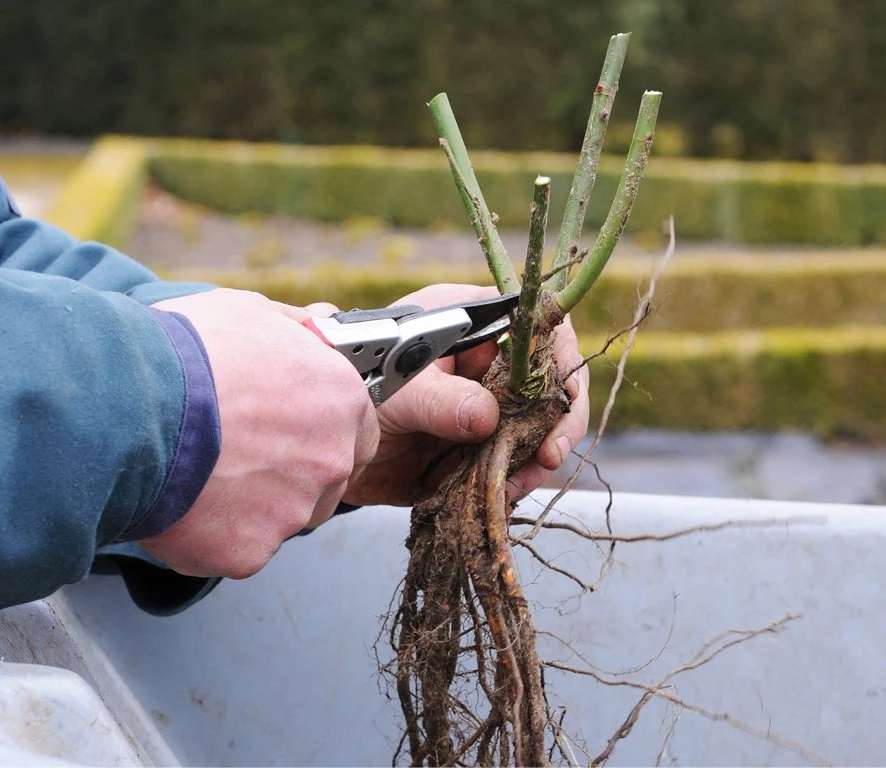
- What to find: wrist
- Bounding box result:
[122,308,222,540]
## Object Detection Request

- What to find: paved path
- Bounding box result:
[128,185,883,273]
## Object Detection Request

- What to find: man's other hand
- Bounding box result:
[342,284,590,507]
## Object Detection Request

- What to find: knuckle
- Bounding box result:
[324,345,361,382]
[566,364,587,400]
[227,288,269,307]
[305,301,340,317]
[227,561,262,581]
[354,438,376,471]
[222,547,273,580]
[324,449,355,487]
[333,366,373,418]
[339,389,370,428]
[565,376,579,401]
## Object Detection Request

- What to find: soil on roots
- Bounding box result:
[389,336,570,767]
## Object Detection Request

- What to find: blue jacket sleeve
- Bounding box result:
[0,179,222,613]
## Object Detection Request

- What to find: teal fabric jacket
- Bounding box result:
[0,177,223,615]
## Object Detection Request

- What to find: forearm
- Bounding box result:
[0,182,229,612]
[0,269,220,608]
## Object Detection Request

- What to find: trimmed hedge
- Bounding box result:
[155,266,886,438]
[148,138,886,246]
[154,267,886,438]
[43,136,886,335]
[45,136,148,249]
[591,255,886,334]
[45,136,886,249]
[156,256,886,336]
[587,325,886,441]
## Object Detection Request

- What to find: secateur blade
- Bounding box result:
[443,291,520,354]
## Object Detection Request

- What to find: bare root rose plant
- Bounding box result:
[374,33,828,768]
[370,33,664,766]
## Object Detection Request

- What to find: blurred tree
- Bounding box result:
[637,0,885,161]
[827,0,886,163]
[0,0,882,162]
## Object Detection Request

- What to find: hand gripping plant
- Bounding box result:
[384,33,661,766]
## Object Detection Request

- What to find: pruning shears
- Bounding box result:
[302,292,520,406]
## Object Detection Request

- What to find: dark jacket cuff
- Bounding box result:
[92,543,223,616]
[123,309,221,540]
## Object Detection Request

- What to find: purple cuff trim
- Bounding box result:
[126,309,222,540]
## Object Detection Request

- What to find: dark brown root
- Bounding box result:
[390,336,570,766]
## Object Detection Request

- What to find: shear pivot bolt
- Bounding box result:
[395,342,433,375]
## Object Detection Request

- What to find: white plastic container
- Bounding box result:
[2,490,884,766]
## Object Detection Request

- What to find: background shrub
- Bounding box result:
[2,0,884,163]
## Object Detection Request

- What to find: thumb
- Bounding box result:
[382,364,499,443]
[269,301,311,323]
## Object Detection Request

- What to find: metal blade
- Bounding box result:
[442,291,520,354]
[447,315,511,353]
[461,291,520,331]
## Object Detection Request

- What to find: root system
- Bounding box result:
[389,336,570,766]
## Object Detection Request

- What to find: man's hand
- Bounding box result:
[140,284,587,579]
[342,284,590,507]
[139,289,379,579]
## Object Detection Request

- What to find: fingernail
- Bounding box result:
[457,394,480,433]
[556,435,573,463]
